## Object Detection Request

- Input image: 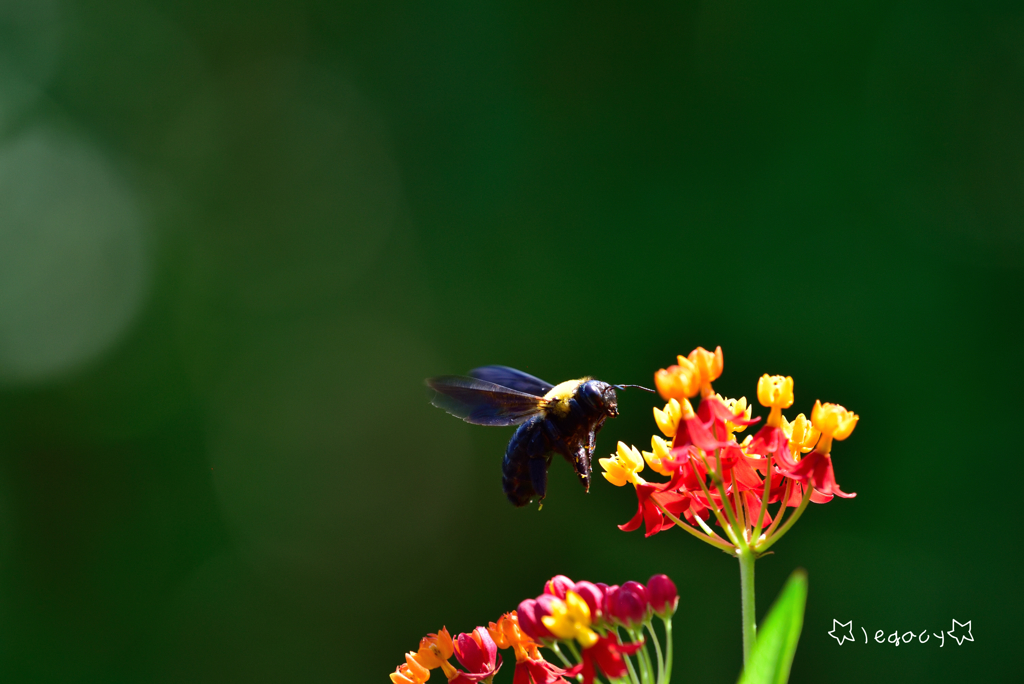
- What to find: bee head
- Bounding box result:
[579,379,619,417]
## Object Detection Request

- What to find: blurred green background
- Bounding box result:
[0,0,1020,681]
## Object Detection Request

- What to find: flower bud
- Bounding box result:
[646,574,678,618]
[453,627,497,674]
[517,596,557,640]
[544,575,574,599]
[602,584,619,619]
[572,581,605,621]
[608,580,649,628]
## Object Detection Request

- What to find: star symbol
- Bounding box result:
[829,619,855,645]
[947,619,973,645]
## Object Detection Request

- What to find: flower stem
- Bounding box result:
[639,632,656,684]
[757,483,812,554]
[715,477,745,547]
[616,628,642,684]
[627,628,651,684]
[738,546,757,665]
[548,642,573,669]
[752,456,772,541]
[761,478,791,542]
[654,500,736,554]
[662,617,673,684]
[645,620,664,684]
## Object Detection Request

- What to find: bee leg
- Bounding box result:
[528,456,549,502]
[572,441,591,492]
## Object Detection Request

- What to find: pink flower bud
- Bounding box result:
[608,581,649,628]
[544,575,574,599]
[453,627,498,675]
[646,574,678,618]
[517,595,559,640]
[603,584,620,619]
[572,581,605,620]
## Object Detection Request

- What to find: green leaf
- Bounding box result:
[737,569,808,684]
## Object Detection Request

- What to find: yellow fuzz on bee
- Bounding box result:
[541,592,599,649]
[543,378,587,417]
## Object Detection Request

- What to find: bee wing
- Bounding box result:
[467,365,554,396]
[426,375,551,426]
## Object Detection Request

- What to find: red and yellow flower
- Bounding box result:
[603,346,859,554]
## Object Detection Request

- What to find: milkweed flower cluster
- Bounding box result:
[390,573,678,684]
[600,345,858,556]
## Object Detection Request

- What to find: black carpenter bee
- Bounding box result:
[426,366,653,507]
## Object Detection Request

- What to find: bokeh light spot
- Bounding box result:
[0,130,149,384]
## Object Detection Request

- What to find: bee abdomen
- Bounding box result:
[502,416,548,507]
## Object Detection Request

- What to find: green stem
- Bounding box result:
[752,455,772,542]
[564,640,583,664]
[662,618,673,684]
[756,483,812,554]
[627,628,651,684]
[654,499,736,554]
[639,631,656,684]
[645,621,665,684]
[738,546,757,665]
[761,478,792,542]
[617,628,642,684]
[548,642,573,668]
[715,476,744,547]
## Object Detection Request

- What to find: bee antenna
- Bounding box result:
[613,384,656,393]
